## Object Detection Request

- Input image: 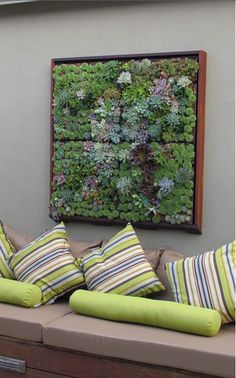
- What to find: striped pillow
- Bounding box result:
[9,223,85,304]
[81,223,164,296]
[0,221,15,279]
[165,241,235,324]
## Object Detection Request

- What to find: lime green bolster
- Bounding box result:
[69,290,221,337]
[0,278,42,307]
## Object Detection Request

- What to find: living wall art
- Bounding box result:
[50,52,206,233]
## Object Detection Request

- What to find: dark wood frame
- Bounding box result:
[0,335,217,378]
[50,51,207,234]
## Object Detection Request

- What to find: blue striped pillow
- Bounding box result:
[9,223,85,304]
[165,240,236,324]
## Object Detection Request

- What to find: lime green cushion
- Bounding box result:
[69,290,221,337]
[81,223,164,297]
[0,278,42,307]
[9,222,85,304]
[165,240,235,324]
[0,222,15,279]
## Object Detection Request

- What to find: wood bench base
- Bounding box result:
[0,335,217,378]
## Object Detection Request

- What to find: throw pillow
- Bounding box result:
[81,223,165,296]
[9,222,85,304]
[0,221,15,279]
[165,240,236,324]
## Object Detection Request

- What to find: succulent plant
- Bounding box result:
[49,204,60,221]
[53,173,66,185]
[116,177,132,195]
[117,71,132,85]
[175,167,193,184]
[140,59,152,70]
[76,89,85,100]
[61,189,74,204]
[158,177,174,196]
[177,76,191,88]
[130,143,153,165]
[165,113,180,128]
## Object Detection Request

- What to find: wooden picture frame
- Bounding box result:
[50,51,206,233]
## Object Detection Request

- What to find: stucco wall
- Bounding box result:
[0,1,234,254]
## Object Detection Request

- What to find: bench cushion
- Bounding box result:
[0,301,71,342]
[43,313,235,378]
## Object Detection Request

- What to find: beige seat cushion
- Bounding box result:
[44,313,235,378]
[0,301,71,342]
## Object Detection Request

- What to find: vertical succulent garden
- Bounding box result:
[50,56,199,227]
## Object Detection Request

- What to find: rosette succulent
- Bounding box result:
[117,71,132,85]
[158,177,174,197]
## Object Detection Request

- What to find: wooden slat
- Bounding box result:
[0,336,217,378]
[0,368,67,378]
[194,50,207,233]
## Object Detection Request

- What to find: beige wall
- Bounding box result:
[0,1,234,254]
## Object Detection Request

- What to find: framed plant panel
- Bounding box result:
[50,51,206,233]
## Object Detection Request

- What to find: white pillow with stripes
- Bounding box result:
[81,223,164,297]
[9,223,85,304]
[165,240,235,324]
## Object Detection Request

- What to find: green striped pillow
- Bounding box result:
[0,221,15,279]
[9,223,85,304]
[81,223,165,296]
[165,240,235,324]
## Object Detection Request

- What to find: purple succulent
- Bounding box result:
[107,119,114,127]
[97,97,104,106]
[54,173,66,185]
[84,176,98,188]
[151,77,167,95]
[84,141,93,151]
[88,114,96,121]
[81,191,89,200]
[57,199,63,207]
[131,143,152,165]
[49,205,60,221]
[150,71,172,98]
[136,129,148,144]
[171,99,179,113]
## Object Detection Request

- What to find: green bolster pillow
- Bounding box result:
[0,278,42,307]
[69,290,221,337]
